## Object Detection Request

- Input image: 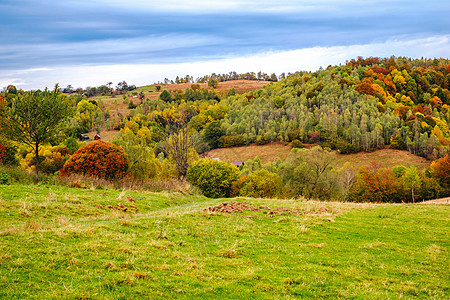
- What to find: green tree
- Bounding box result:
[240,169,282,198]
[186,159,240,198]
[403,166,422,203]
[203,121,224,149]
[208,78,219,89]
[159,90,172,102]
[0,86,73,182]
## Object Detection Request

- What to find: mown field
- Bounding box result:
[0,184,448,299]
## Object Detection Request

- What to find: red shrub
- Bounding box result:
[61,141,129,179]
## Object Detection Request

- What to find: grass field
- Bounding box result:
[206,143,431,170]
[0,184,448,299]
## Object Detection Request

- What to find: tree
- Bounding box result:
[403,166,422,202]
[0,86,73,182]
[203,121,224,149]
[186,159,240,198]
[165,126,196,180]
[428,154,450,192]
[208,78,219,89]
[159,90,172,102]
[240,169,282,198]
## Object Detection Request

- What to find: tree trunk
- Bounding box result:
[35,141,39,184]
[411,187,415,203]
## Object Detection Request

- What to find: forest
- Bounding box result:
[0,56,449,202]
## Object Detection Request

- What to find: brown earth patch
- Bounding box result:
[203,201,330,217]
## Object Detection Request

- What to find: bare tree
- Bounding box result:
[165,125,194,180]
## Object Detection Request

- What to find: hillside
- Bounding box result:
[206,144,431,170]
[85,79,270,141]
[0,184,448,299]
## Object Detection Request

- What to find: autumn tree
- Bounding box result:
[0,86,73,183]
[165,125,196,180]
[428,154,450,193]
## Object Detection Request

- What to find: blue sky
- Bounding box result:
[1,0,449,90]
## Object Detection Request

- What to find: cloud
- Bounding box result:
[3,35,448,91]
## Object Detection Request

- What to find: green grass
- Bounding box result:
[0,184,448,299]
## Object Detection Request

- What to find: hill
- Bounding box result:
[206,143,431,170]
[0,184,448,298]
[85,79,270,141]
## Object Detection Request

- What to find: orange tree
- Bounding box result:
[428,154,450,193]
[349,166,403,203]
[61,141,129,180]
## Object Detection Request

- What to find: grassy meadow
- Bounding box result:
[0,183,448,299]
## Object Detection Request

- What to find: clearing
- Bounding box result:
[206,143,431,170]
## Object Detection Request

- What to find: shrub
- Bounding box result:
[240,169,282,199]
[61,141,129,180]
[0,172,9,184]
[291,139,304,149]
[186,159,240,198]
[20,145,70,175]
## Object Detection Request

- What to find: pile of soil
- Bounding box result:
[203,201,304,216]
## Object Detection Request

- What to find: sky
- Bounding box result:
[1,0,449,90]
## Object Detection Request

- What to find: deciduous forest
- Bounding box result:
[1,57,449,202]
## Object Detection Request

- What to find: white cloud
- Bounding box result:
[4,35,449,91]
[91,0,364,14]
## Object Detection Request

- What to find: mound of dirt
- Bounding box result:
[203,201,309,216]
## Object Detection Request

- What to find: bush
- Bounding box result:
[61,141,129,180]
[218,134,246,148]
[186,159,240,198]
[20,145,70,175]
[240,169,282,198]
[291,139,304,149]
[0,172,9,184]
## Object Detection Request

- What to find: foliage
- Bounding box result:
[159,90,172,102]
[164,126,196,179]
[290,139,304,149]
[208,77,219,89]
[203,121,224,149]
[0,172,9,184]
[280,146,338,200]
[239,169,282,198]
[349,165,403,203]
[403,166,422,202]
[186,158,240,198]
[61,141,129,180]
[20,144,71,175]
[0,86,73,182]
[214,57,450,159]
[113,128,161,180]
[0,140,18,166]
[428,154,450,191]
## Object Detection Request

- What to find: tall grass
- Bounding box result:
[0,164,199,195]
